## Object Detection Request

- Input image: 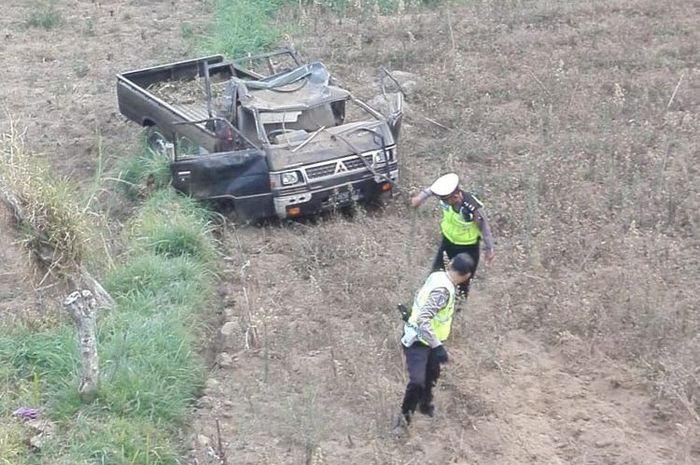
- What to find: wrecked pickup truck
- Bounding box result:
[116,49,403,220]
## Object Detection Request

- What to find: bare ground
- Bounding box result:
[1,0,698,464]
[189,219,694,464]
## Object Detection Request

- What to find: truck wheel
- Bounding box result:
[207,199,241,224]
[146,127,169,156]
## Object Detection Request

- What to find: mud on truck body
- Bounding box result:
[116,49,403,220]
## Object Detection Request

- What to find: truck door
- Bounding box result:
[171,149,271,203]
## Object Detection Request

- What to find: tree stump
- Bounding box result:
[63,290,99,402]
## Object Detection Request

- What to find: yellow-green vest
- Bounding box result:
[440,203,481,245]
[409,271,456,344]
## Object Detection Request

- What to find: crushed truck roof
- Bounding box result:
[235,62,351,111]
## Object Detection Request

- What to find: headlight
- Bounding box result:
[374,151,387,163]
[281,171,300,186]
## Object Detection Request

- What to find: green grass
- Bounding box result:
[198,0,444,57]
[0,420,28,465]
[0,166,217,465]
[117,138,173,200]
[180,22,194,40]
[129,191,218,261]
[26,5,62,30]
[200,0,288,55]
[35,415,180,465]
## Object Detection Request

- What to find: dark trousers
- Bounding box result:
[431,236,480,295]
[400,342,441,420]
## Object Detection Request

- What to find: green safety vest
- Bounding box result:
[440,203,481,245]
[408,271,456,344]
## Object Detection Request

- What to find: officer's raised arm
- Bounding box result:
[410,188,432,208]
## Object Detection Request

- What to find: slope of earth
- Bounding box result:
[0,203,42,325]
[0,0,208,318]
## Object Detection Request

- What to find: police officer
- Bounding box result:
[393,253,475,435]
[410,172,495,298]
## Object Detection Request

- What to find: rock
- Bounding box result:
[367,95,413,119]
[220,322,237,335]
[196,396,213,409]
[205,378,219,392]
[196,434,211,447]
[220,321,238,349]
[26,419,55,451]
[216,352,234,368]
[29,434,44,450]
[382,70,422,95]
[206,377,219,387]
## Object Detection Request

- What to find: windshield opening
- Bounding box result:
[261,100,345,144]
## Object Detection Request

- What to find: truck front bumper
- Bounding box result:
[273,169,399,219]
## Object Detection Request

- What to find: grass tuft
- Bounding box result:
[0,420,29,465]
[117,139,172,200]
[0,126,92,273]
[129,190,218,261]
[26,2,62,30]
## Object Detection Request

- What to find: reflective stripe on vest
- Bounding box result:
[440,203,481,245]
[408,271,456,343]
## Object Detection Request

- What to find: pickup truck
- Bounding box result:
[116,49,403,220]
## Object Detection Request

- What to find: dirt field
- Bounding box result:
[1,1,698,464]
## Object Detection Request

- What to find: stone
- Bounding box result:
[196,434,210,447]
[216,352,234,368]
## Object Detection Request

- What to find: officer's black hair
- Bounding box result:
[450,253,475,275]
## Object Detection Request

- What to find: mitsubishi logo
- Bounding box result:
[334,161,348,174]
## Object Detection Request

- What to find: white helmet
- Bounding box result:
[430,173,459,197]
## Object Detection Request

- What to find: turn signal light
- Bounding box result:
[381,182,392,192]
[287,207,302,217]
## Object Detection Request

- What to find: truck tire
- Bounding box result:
[207,199,241,224]
[146,127,169,157]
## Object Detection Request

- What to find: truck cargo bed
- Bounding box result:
[147,79,230,129]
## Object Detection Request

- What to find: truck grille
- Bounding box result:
[305,155,373,180]
[306,163,336,179]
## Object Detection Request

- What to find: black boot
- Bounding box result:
[395,383,419,436]
[418,403,435,417]
[400,383,422,418]
[418,385,435,417]
[392,412,410,436]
